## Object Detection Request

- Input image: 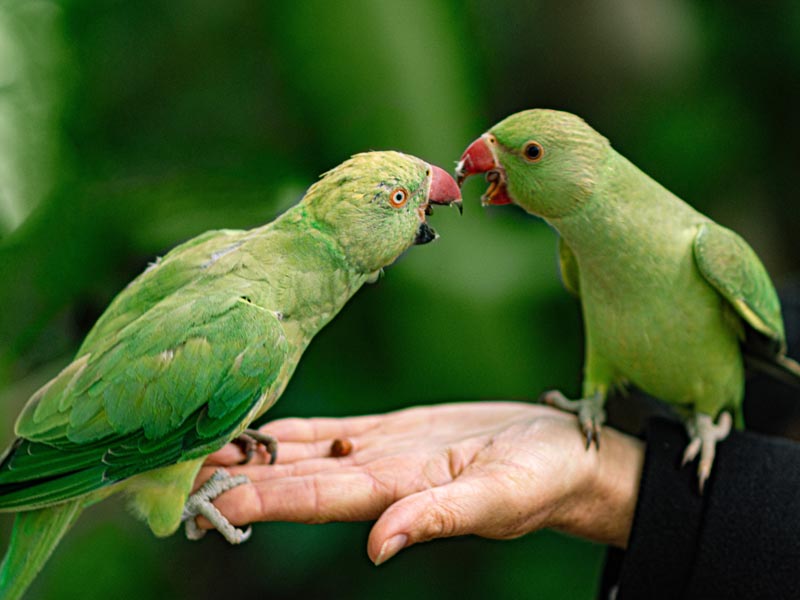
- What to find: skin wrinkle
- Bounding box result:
[309,419,323,449]
[482,461,548,538]
[485,421,580,536]
[366,466,395,511]
[311,474,325,523]
[422,488,456,539]
[385,473,403,516]
[254,479,268,527]
[444,447,461,482]
[445,444,473,482]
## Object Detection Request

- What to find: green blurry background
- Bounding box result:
[0,1,798,598]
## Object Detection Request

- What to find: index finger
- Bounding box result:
[259,414,383,443]
[196,469,395,528]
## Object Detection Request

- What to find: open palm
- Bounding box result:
[197,402,643,564]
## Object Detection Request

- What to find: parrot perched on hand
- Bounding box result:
[0,151,461,600]
[456,109,800,491]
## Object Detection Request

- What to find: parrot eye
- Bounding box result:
[389,188,408,208]
[523,141,544,162]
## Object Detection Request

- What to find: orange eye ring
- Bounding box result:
[389,187,408,208]
[523,141,544,162]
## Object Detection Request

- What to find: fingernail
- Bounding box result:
[374,534,408,566]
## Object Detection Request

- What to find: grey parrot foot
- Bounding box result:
[681,412,732,493]
[182,468,252,544]
[539,390,606,450]
[234,429,278,465]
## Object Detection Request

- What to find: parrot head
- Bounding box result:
[303,151,462,273]
[455,109,610,219]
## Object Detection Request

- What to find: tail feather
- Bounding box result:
[0,501,82,600]
[745,353,800,390]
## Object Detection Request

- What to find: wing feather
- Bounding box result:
[694,222,785,350]
[0,287,288,510]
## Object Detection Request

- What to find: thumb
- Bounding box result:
[368,478,499,565]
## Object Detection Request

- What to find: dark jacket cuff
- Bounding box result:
[603,418,800,599]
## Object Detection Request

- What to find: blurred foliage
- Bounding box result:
[0,0,71,233]
[0,0,798,598]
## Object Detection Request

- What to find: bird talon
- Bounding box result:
[542,389,606,450]
[233,429,279,465]
[682,412,732,493]
[698,461,713,494]
[681,438,702,466]
[712,412,732,440]
[580,419,600,450]
[235,525,253,544]
[183,468,253,544]
[184,516,207,541]
[539,389,567,408]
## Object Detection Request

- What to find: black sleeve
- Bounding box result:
[600,418,800,599]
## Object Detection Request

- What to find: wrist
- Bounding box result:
[552,426,644,547]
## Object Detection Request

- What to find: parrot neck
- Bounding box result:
[258,205,372,341]
[547,152,703,272]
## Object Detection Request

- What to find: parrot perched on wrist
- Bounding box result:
[456,109,799,491]
[0,151,461,600]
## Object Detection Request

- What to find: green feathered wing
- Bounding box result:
[557,236,581,298]
[0,283,289,510]
[78,228,243,350]
[693,222,800,386]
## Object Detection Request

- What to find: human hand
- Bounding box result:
[196,402,644,565]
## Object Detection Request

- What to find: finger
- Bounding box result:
[278,439,360,463]
[195,469,398,529]
[258,415,382,443]
[205,437,361,468]
[367,478,498,566]
[205,443,248,466]
[195,456,362,491]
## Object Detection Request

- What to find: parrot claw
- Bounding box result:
[182,468,252,544]
[581,416,601,450]
[582,418,601,451]
[540,389,605,451]
[234,429,278,465]
[681,412,732,493]
[681,437,702,467]
[584,427,594,451]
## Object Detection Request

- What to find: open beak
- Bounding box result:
[455,134,513,206]
[415,164,462,245]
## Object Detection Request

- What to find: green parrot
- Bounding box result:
[456,109,800,490]
[0,151,461,600]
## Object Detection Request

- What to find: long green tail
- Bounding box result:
[0,501,82,600]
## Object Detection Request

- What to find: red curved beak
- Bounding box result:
[456,136,497,182]
[455,135,513,206]
[427,164,462,209]
[414,163,463,245]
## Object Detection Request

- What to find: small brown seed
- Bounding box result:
[330,438,353,457]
